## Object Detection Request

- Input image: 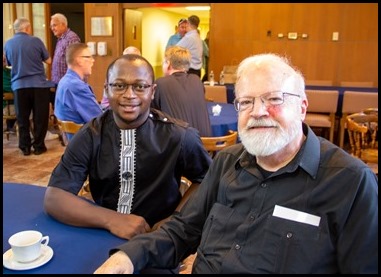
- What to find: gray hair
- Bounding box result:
[13,17,30,33]
[236,53,306,99]
[51,13,68,26]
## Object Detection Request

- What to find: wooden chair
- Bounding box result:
[339,91,378,148]
[304,89,339,143]
[57,120,90,197]
[57,119,84,135]
[201,130,238,158]
[346,111,378,174]
[222,65,238,84]
[3,92,17,140]
[204,85,227,103]
[56,119,84,146]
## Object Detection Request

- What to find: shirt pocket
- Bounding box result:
[256,215,330,273]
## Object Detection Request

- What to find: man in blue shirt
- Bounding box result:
[165,18,188,49]
[54,43,102,141]
[4,18,53,155]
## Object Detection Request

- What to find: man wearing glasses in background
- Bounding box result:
[165,18,188,50]
[44,54,212,274]
[54,42,102,141]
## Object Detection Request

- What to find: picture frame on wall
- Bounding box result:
[91,16,113,36]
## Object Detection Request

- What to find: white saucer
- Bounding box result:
[3,245,53,271]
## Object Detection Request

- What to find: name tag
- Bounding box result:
[273,205,321,227]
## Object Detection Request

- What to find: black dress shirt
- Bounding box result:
[118,124,378,273]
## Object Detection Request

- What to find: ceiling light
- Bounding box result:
[185,6,211,11]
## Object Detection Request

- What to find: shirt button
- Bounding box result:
[235,244,241,250]
[163,117,168,121]
[261,183,267,188]
[286,232,293,239]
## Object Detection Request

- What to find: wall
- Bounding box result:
[84,3,123,101]
[209,3,378,86]
[82,3,378,100]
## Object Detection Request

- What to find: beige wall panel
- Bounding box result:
[341,3,378,42]
[84,3,123,101]
[338,42,378,86]
[209,3,378,87]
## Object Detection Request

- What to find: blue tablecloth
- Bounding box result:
[3,183,126,274]
[207,102,238,137]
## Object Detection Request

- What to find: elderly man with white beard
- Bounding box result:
[94,53,378,274]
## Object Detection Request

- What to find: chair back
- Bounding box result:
[304,89,338,142]
[3,92,17,140]
[201,130,238,158]
[222,65,238,84]
[57,120,84,135]
[346,111,378,173]
[339,91,378,148]
[204,85,227,103]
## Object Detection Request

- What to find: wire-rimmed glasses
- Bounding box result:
[233,91,300,112]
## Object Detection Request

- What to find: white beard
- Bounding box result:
[239,117,300,157]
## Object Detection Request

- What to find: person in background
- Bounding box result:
[44,55,212,264]
[4,18,52,156]
[152,45,212,137]
[3,53,16,133]
[49,13,81,141]
[94,53,378,274]
[201,31,210,83]
[100,46,141,110]
[177,15,203,77]
[54,43,102,141]
[50,13,81,102]
[165,18,188,49]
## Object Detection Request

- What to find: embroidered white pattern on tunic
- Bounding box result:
[117,129,136,214]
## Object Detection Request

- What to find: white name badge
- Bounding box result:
[272,205,321,227]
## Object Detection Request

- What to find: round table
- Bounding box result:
[207,102,238,137]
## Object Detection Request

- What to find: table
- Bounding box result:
[3,183,126,274]
[207,102,238,137]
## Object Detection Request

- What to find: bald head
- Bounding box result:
[122,46,141,56]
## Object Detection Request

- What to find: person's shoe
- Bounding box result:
[33,147,47,155]
[45,131,59,141]
[21,148,31,156]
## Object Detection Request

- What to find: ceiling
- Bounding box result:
[50,3,210,24]
[158,6,210,23]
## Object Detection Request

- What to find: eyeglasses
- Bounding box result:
[107,83,153,95]
[233,91,300,112]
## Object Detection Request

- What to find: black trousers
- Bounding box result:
[188,68,201,78]
[13,87,50,152]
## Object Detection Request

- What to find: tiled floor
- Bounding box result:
[3,129,65,187]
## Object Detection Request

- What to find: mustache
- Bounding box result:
[245,118,279,129]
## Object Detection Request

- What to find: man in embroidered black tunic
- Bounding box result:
[44,54,212,240]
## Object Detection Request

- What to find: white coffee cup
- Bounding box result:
[8,230,49,263]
